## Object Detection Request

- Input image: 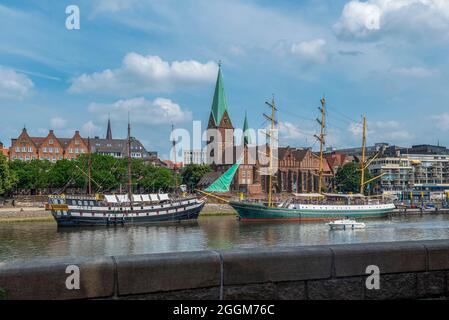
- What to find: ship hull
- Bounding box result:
[51,201,205,227]
[229,201,395,221]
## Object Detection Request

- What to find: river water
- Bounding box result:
[2,214,449,261]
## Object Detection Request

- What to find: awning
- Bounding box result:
[322,193,365,198]
[132,194,142,202]
[159,194,170,201]
[104,195,118,203]
[116,194,130,203]
[292,193,324,198]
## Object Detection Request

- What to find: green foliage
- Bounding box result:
[181,164,212,191]
[0,154,17,195]
[335,162,372,194]
[0,287,7,299]
[7,154,178,194]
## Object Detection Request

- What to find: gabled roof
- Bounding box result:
[210,65,229,126]
[278,147,309,162]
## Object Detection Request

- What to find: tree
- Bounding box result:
[9,159,51,193]
[0,154,17,196]
[335,162,372,194]
[181,164,212,191]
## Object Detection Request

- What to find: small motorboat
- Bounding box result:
[328,219,366,230]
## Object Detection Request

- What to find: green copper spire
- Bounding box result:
[210,62,229,126]
[243,110,251,145]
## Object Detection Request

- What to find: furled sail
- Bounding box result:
[205,158,242,192]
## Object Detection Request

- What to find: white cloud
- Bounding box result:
[50,117,67,129]
[88,97,192,125]
[391,67,439,78]
[431,113,449,131]
[348,120,412,143]
[68,53,218,95]
[93,0,140,13]
[291,38,327,64]
[0,66,34,100]
[82,121,101,136]
[334,0,449,40]
[334,1,381,39]
[279,121,308,141]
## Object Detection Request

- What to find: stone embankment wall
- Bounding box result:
[1,240,449,300]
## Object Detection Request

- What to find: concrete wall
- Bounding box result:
[1,240,449,300]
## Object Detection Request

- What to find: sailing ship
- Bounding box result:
[46,121,205,227]
[203,96,395,221]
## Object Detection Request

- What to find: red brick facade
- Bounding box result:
[9,128,87,162]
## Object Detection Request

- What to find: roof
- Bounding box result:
[106,118,112,140]
[243,111,251,145]
[162,160,183,169]
[210,65,229,126]
[278,147,309,162]
[198,172,223,187]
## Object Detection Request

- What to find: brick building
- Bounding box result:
[200,65,333,194]
[0,141,9,158]
[9,120,158,162]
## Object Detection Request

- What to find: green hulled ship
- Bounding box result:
[202,96,395,221]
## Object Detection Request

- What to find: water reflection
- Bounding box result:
[2,214,449,261]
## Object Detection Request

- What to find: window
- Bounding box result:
[69,148,73,154]
[75,148,79,153]
[22,146,26,152]
[80,149,84,153]
[49,147,53,153]
[55,148,59,153]
[28,147,32,152]
[15,146,20,152]
[43,147,47,153]
[75,140,80,145]
[49,139,53,144]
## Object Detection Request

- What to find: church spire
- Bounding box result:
[209,62,229,127]
[243,110,251,145]
[106,115,112,140]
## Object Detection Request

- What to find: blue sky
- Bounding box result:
[2,0,449,159]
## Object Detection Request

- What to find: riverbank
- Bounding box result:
[0,203,236,223]
[0,207,53,223]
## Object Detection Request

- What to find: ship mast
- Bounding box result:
[127,114,132,200]
[171,123,179,193]
[264,95,277,207]
[314,97,326,193]
[360,115,367,194]
[87,136,92,195]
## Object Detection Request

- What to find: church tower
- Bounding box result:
[106,116,112,140]
[206,63,234,166]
